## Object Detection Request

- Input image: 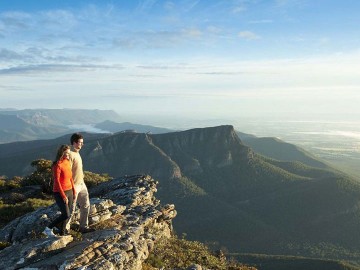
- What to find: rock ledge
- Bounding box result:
[0,175,176,270]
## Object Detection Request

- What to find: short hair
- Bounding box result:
[70,133,83,145]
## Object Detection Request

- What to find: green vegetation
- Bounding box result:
[261,156,337,179]
[19,158,113,191]
[228,253,360,270]
[22,159,53,193]
[84,171,113,188]
[2,126,360,266]
[0,198,53,227]
[239,135,329,169]
[177,176,207,196]
[143,235,256,270]
[0,175,22,191]
[0,241,11,251]
[0,158,113,228]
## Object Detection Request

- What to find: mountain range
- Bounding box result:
[0,109,177,144]
[0,109,121,143]
[1,123,360,266]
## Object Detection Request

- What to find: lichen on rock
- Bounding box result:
[0,175,176,270]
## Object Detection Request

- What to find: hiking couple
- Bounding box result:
[43,133,94,237]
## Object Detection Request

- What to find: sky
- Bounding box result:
[1,0,360,126]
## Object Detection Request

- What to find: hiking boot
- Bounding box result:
[79,227,95,233]
[59,229,70,236]
[43,227,56,238]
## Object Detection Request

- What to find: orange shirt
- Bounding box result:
[53,159,75,200]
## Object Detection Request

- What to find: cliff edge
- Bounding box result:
[0,175,176,270]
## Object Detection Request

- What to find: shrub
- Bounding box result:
[7,176,23,189]
[144,235,256,270]
[0,179,5,191]
[7,192,26,203]
[0,158,113,227]
[0,176,23,192]
[0,241,11,251]
[84,171,113,188]
[20,159,113,192]
[21,159,53,193]
[0,198,53,228]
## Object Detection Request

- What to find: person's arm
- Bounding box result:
[54,164,67,203]
[71,176,76,200]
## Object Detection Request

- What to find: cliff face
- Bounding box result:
[0,175,176,270]
[3,125,360,261]
[150,125,252,174]
[83,132,182,181]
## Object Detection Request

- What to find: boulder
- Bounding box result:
[0,175,176,270]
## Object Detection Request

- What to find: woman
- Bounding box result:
[43,144,76,237]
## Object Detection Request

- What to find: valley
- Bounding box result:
[233,119,360,178]
[1,110,360,268]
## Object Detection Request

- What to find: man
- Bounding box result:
[68,133,94,233]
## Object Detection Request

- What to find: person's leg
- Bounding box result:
[64,197,76,231]
[61,190,73,235]
[76,182,90,230]
[48,191,72,235]
[48,192,70,229]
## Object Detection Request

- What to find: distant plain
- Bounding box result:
[133,116,360,178]
[232,119,360,178]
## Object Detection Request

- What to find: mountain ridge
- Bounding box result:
[1,125,360,264]
[0,108,122,126]
[95,120,174,134]
[239,133,329,169]
[0,109,121,144]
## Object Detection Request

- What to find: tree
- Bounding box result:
[21,159,113,193]
[22,159,53,193]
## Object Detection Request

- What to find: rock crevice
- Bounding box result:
[0,175,176,270]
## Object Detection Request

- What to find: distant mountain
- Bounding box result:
[0,114,69,144]
[94,120,174,134]
[0,108,122,126]
[1,125,360,264]
[237,131,329,169]
[0,109,121,144]
[0,132,110,159]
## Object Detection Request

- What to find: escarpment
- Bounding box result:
[0,175,176,270]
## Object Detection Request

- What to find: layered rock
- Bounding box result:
[0,175,176,270]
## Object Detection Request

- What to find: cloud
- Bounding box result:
[136,0,159,13]
[113,27,203,50]
[136,64,189,70]
[275,0,305,8]
[232,5,246,14]
[182,27,202,38]
[0,46,102,68]
[164,1,176,10]
[0,84,31,92]
[207,25,223,34]
[238,31,261,40]
[113,30,182,49]
[0,48,24,61]
[248,19,273,24]
[0,11,31,30]
[39,10,77,32]
[196,71,252,76]
[183,0,201,12]
[0,63,124,75]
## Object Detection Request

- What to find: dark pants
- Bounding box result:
[49,190,73,235]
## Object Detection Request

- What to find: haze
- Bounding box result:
[1,0,360,126]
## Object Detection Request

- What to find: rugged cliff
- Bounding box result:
[2,125,360,263]
[0,175,176,270]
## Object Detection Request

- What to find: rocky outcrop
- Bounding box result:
[0,175,176,270]
[150,125,252,173]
